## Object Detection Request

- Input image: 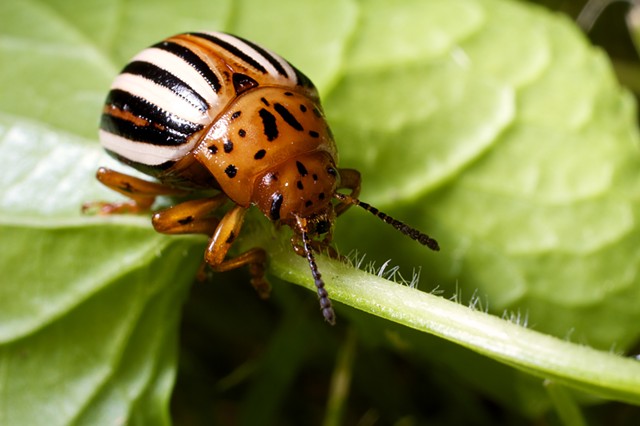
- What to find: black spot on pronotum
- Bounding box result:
[261,97,270,106]
[231,111,242,120]
[305,200,313,208]
[270,193,283,221]
[312,173,318,182]
[259,108,278,141]
[232,73,259,95]
[254,149,266,160]
[284,92,294,96]
[208,145,218,155]
[296,161,308,177]
[224,139,234,153]
[318,192,325,200]
[274,103,303,131]
[224,164,237,178]
[178,216,194,225]
[296,181,304,190]
[238,129,246,137]
[308,130,319,138]
[300,104,307,113]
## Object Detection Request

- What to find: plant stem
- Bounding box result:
[266,242,640,406]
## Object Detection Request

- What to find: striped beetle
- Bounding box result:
[85,32,439,324]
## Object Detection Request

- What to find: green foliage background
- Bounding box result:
[2,0,640,424]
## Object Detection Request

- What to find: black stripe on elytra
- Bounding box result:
[189,32,268,74]
[269,193,283,221]
[259,108,278,141]
[105,149,175,177]
[152,40,222,93]
[274,103,303,131]
[234,35,290,77]
[121,61,209,112]
[101,114,197,146]
[102,90,202,146]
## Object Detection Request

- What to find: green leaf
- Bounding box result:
[329,0,640,351]
[0,220,203,425]
[2,0,640,424]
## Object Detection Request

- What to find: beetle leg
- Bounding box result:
[335,168,361,216]
[205,204,270,299]
[151,194,228,235]
[83,167,188,214]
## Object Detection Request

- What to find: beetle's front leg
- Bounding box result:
[83,167,188,214]
[205,204,270,299]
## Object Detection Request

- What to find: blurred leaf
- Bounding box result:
[329,0,640,351]
[2,0,640,424]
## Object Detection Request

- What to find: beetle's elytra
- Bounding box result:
[85,32,439,325]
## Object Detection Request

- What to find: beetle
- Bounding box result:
[84,32,439,325]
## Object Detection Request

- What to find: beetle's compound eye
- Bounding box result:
[315,219,331,235]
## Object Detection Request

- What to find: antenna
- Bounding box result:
[333,193,440,251]
[295,216,336,325]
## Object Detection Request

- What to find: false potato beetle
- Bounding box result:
[84,32,439,325]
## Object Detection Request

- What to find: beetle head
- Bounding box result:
[253,151,339,230]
